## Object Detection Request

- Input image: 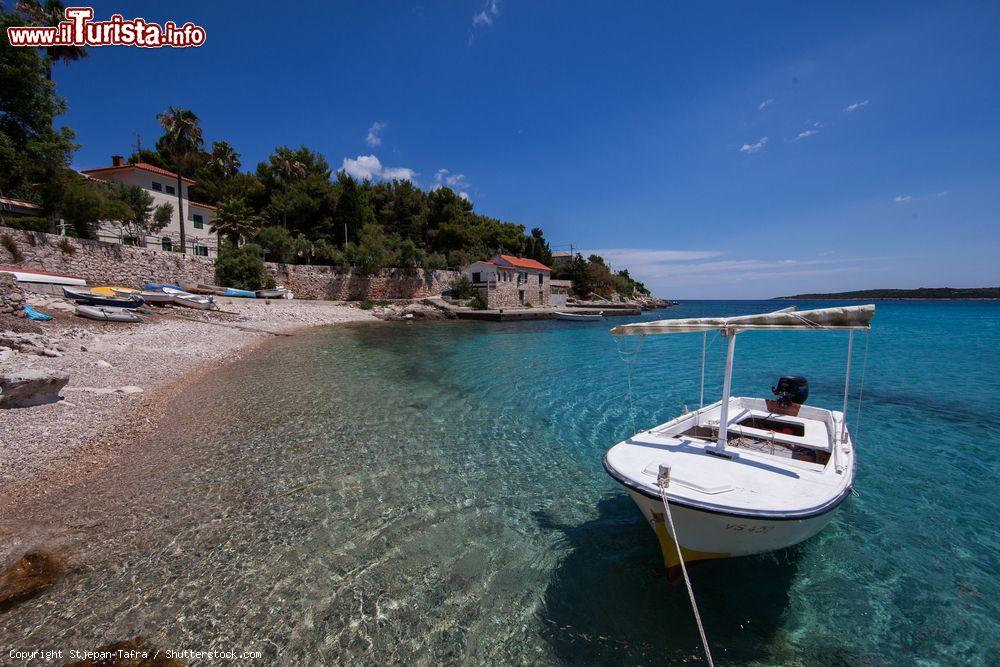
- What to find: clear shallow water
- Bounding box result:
[3,301,998,664]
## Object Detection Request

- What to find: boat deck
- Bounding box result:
[605,398,854,518]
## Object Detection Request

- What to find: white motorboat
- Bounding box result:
[604,304,874,578]
[555,311,604,321]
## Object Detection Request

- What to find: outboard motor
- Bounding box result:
[772,376,809,407]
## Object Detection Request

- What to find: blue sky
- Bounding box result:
[41,1,1000,298]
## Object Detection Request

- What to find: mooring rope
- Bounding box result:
[657,466,714,667]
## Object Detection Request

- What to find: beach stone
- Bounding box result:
[41,348,62,357]
[0,551,60,609]
[0,369,70,408]
[96,359,112,368]
[117,385,143,394]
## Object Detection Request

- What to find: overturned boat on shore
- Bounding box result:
[604,305,874,578]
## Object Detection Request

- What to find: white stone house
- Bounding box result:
[465,254,552,308]
[81,156,218,256]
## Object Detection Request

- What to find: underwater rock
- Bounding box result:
[0,551,60,609]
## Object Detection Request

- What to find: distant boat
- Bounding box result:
[62,286,144,308]
[75,304,142,322]
[90,285,136,297]
[604,305,875,578]
[255,287,289,299]
[144,281,181,291]
[555,311,604,321]
[120,289,174,305]
[169,290,217,310]
[222,287,256,298]
[1,266,86,287]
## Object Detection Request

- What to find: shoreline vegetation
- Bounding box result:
[1,2,652,302]
[773,287,1000,300]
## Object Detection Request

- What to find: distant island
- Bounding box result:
[773,287,1000,300]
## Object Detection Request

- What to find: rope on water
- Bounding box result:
[657,465,713,666]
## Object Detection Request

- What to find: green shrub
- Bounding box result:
[254,226,296,263]
[215,243,268,290]
[423,253,447,271]
[359,299,375,310]
[449,275,475,299]
[0,233,22,262]
[468,296,487,310]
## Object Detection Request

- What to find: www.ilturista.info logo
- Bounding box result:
[6,7,205,48]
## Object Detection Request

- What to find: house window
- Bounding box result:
[123,236,138,246]
[538,274,544,285]
[161,237,173,251]
[193,244,209,257]
[165,184,176,195]
[472,272,481,283]
[151,182,162,192]
[519,272,527,283]
[192,213,204,229]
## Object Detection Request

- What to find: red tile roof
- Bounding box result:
[81,162,196,185]
[189,201,217,211]
[497,254,551,271]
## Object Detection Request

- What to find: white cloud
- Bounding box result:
[845,100,869,112]
[341,154,416,182]
[434,168,468,189]
[471,0,500,28]
[796,129,819,140]
[937,190,949,197]
[894,195,911,203]
[381,166,416,182]
[739,137,768,154]
[365,121,386,147]
[459,192,471,201]
[758,98,774,111]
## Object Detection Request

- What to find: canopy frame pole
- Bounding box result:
[714,328,737,455]
[699,331,707,409]
[839,329,854,443]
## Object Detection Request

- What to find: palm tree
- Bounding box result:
[211,197,260,248]
[156,107,203,253]
[206,141,241,247]
[16,0,88,80]
[269,148,306,228]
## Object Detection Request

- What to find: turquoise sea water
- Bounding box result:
[3,300,998,664]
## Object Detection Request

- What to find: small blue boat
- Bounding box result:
[222,287,256,298]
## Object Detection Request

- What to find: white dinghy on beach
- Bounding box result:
[604,304,875,579]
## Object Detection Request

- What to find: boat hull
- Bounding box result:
[625,488,840,575]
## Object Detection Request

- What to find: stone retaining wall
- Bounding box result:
[0,229,457,301]
[0,272,26,318]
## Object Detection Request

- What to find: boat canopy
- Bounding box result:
[611,304,875,336]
